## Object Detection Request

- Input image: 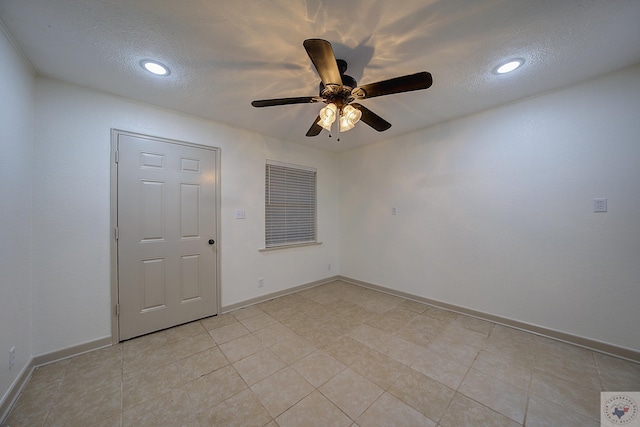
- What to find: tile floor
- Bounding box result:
[4,280,639,426]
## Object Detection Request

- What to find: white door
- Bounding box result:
[116,132,218,340]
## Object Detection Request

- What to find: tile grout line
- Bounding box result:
[521,351,534,427]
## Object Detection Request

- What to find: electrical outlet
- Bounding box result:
[258,277,264,288]
[328,263,332,271]
[593,198,607,213]
[9,347,15,370]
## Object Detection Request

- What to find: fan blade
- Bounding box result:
[251,97,319,107]
[352,103,392,132]
[352,72,432,99]
[306,115,323,137]
[303,39,342,86]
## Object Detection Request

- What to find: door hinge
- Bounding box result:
[114,227,119,240]
[115,304,120,317]
[114,150,119,163]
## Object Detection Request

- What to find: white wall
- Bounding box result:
[339,64,640,352]
[0,26,34,401]
[32,77,339,355]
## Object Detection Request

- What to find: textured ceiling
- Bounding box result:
[2,0,640,152]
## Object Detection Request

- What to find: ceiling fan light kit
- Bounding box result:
[318,103,338,131]
[339,105,362,132]
[317,103,362,133]
[251,38,433,140]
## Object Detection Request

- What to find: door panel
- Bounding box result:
[141,181,164,240]
[141,258,165,310]
[180,184,200,237]
[180,254,201,301]
[117,133,218,340]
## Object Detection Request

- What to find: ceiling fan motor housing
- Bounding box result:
[318,59,358,108]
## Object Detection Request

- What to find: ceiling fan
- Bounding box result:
[251,39,433,139]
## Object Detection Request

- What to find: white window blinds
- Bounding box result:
[265,161,317,248]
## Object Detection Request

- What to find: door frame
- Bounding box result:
[110,129,221,344]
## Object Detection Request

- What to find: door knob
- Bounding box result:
[208,239,215,245]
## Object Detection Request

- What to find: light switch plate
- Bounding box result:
[235,209,245,219]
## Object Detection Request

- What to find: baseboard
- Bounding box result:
[32,336,113,368]
[339,276,640,363]
[221,275,341,313]
[0,357,35,425]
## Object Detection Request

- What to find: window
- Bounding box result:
[265,160,317,248]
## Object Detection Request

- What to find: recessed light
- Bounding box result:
[140,59,170,76]
[493,58,524,74]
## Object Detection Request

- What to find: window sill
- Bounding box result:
[259,241,323,252]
